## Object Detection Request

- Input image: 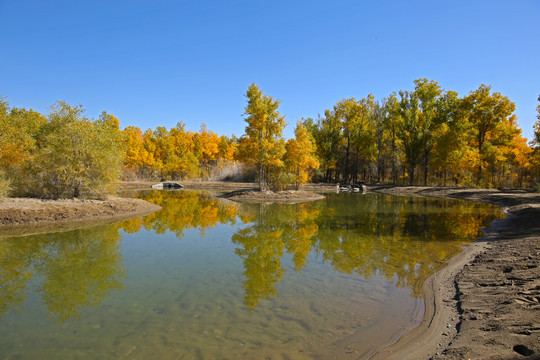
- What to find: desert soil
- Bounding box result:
[0,196,161,236]
[368,186,540,360]
[220,189,325,202]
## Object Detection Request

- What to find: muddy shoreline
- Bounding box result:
[0,196,161,236]
[367,186,540,360]
[220,189,325,203]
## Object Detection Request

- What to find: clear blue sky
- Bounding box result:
[1,0,539,140]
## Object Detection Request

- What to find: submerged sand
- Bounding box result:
[368,186,540,360]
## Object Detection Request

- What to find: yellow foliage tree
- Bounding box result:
[237,83,286,191]
[192,123,220,177]
[285,122,319,189]
[123,126,155,176]
[29,103,123,199]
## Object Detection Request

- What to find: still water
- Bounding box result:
[0,190,503,359]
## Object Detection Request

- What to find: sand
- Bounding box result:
[220,189,325,203]
[0,196,161,236]
[368,186,540,360]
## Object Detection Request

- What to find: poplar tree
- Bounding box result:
[238,83,286,191]
[285,122,320,189]
[462,84,516,185]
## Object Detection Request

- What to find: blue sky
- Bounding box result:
[1,0,539,140]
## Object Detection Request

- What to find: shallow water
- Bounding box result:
[0,190,503,359]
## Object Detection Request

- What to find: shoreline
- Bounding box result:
[0,196,161,237]
[367,186,540,360]
[220,189,325,203]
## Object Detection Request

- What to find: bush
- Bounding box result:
[24,103,123,199]
[0,170,11,198]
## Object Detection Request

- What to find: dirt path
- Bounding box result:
[368,186,540,360]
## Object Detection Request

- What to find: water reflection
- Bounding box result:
[120,190,240,236]
[0,226,124,321]
[123,190,502,308]
[0,190,503,319]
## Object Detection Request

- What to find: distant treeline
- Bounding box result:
[1,79,540,198]
[305,80,540,189]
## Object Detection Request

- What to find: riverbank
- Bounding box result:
[368,186,540,360]
[221,189,325,202]
[0,197,161,236]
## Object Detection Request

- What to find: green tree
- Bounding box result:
[238,83,286,191]
[532,94,540,146]
[31,101,123,199]
[334,98,361,183]
[397,90,424,185]
[385,93,403,184]
[371,99,388,183]
[413,79,443,185]
[0,99,47,197]
[307,111,342,182]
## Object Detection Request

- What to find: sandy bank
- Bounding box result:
[0,197,161,236]
[221,189,325,203]
[368,186,540,360]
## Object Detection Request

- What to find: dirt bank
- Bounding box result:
[120,180,257,190]
[0,197,161,236]
[368,186,540,360]
[221,189,325,203]
[121,180,340,192]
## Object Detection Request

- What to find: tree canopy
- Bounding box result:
[237,83,287,191]
[1,78,538,197]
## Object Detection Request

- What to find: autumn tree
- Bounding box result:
[532,95,540,146]
[30,102,123,199]
[334,98,361,184]
[430,91,468,185]
[305,111,342,182]
[0,99,47,197]
[462,84,516,186]
[413,79,443,185]
[123,126,155,178]
[371,99,388,183]
[192,123,220,177]
[168,123,198,179]
[284,122,320,189]
[0,97,11,197]
[238,83,286,191]
[530,95,540,186]
[397,90,424,185]
[385,93,402,184]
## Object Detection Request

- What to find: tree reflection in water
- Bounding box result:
[123,190,502,309]
[0,190,503,318]
[0,225,124,322]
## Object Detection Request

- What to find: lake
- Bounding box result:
[0,190,503,359]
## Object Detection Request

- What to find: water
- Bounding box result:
[0,190,503,359]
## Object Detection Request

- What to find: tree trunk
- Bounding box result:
[259,163,265,191]
[391,125,397,185]
[424,148,429,186]
[344,134,350,184]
